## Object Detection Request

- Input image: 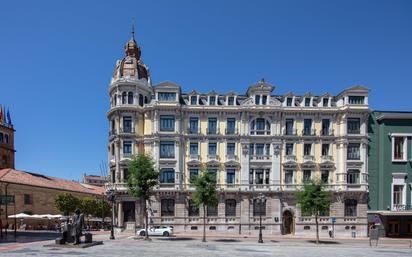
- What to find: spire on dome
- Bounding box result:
[131,18,135,40]
[124,19,141,58]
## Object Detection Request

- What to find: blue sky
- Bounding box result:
[0,0,411,181]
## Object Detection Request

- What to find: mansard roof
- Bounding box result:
[337,85,369,98]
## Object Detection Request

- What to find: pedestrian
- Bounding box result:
[328,226,333,238]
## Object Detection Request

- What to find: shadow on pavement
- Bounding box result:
[0,231,59,244]
[156,237,195,241]
[213,239,241,243]
[306,240,341,245]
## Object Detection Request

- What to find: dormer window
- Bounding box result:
[190,96,198,105]
[255,95,260,105]
[348,96,365,105]
[262,95,267,105]
[209,96,216,105]
[158,92,176,102]
[323,98,329,107]
[286,97,293,107]
[305,98,311,107]
[228,96,235,106]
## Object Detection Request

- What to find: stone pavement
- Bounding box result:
[0,231,411,257]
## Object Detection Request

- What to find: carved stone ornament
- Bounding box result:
[242,144,249,155]
[273,144,281,156]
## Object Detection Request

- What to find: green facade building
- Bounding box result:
[368,111,412,237]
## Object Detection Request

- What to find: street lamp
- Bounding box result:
[107,188,116,240]
[256,193,266,243]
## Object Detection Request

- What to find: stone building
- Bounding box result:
[368,111,412,237]
[0,108,14,169]
[0,168,105,228]
[107,32,370,237]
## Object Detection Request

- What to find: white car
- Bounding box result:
[137,226,174,237]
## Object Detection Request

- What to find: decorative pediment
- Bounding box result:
[224,160,240,167]
[206,160,220,166]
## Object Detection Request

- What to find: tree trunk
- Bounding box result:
[202,205,206,242]
[145,200,149,240]
[315,213,319,244]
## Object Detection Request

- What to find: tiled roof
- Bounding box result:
[0,169,105,196]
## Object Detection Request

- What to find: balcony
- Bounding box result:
[302,155,315,163]
[284,155,297,162]
[225,128,238,135]
[250,155,271,161]
[207,154,219,161]
[321,155,333,163]
[226,154,238,161]
[159,183,175,188]
[283,128,297,136]
[189,154,200,161]
[392,204,412,211]
[250,130,270,136]
[122,152,133,159]
[120,127,135,134]
[321,129,334,136]
[302,128,316,136]
[206,128,220,135]
[187,127,200,135]
[109,129,117,137]
[249,184,270,190]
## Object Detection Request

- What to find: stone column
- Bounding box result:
[271,142,282,190]
[118,201,124,228]
[240,142,250,190]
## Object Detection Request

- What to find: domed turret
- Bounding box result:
[112,29,150,83]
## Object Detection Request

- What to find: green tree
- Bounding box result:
[192,170,218,242]
[94,199,112,219]
[127,154,159,240]
[80,197,98,217]
[54,193,81,216]
[296,180,331,244]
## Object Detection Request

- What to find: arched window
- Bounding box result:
[113,94,117,106]
[128,92,134,104]
[225,199,236,217]
[0,133,3,143]
[251,118,270,135]
[139,94,144,106]
[2,155,7,165]
[144,96,148,104]
[5,134,9,144]
[122,92,127,104]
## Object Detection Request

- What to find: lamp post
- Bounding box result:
[107,188,116,240]
[256,193,266,243]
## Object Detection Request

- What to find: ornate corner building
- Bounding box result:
[106,34,370,237]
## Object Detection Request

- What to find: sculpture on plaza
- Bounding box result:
[55,208,85,245]
[71,208,85,245]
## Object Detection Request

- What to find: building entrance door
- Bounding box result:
[123,201,136,222]
[282,210,293,234]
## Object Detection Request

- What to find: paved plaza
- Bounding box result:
[0,231,411,257]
